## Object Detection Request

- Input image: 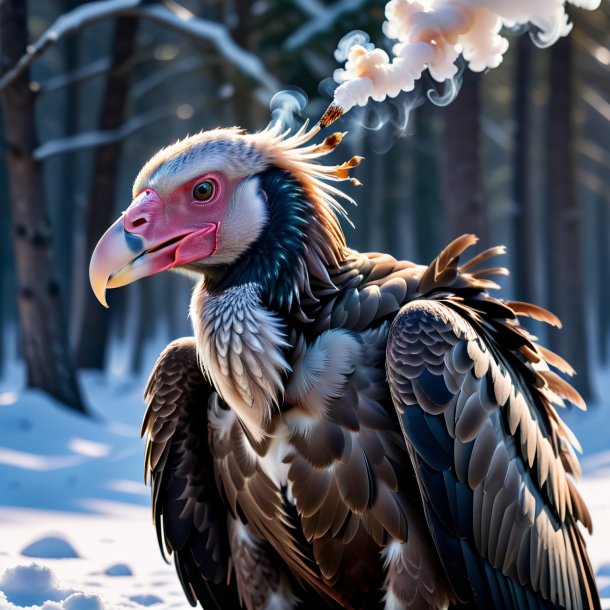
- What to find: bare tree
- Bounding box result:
[546,36,591,399]
[511,37,537,305]
[440,70,487,246]
[595,194,609,365]
[77,17,140,370]
[0,0,279,380]
[412,105,443,263]
[0,0,85,411]
[0,118,7,375]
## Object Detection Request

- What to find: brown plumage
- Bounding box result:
[91,123,600,610]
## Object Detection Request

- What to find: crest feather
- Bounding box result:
[245,121,362,225]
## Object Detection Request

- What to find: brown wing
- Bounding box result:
[385,236,600,610]
[313,250,424,334]
[283,324,452,609]
[206,392,336,606]
[286,324,405,607]
[142,337,240,609]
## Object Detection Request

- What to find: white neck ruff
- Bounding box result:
[191,281,291,441]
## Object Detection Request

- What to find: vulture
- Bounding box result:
[89,122,600,610]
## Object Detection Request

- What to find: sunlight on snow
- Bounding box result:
[0,392,18,407]
[67,438,111,458]
[0,448,84,471]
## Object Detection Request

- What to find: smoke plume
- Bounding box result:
[270,89,308,130]
[320,0,600,127]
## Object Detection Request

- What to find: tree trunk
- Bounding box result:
[596,194,609,365]
[393,138,415,261]
[57,0,82,306]
[76,17,139,369]
[0,118,7,376]
[0,0,85,411]
[366,136,385,252]
[413,105,443,263]
[546,37,591,400]
[440,70,487,246]
[229,0,254,129]
[131,279,154,374]
[512,37,537,305]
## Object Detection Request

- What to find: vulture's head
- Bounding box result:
[90,123,361,309]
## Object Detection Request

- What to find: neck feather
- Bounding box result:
[191,281,290,441]
[208,169,344,320]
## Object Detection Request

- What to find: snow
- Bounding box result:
[104,565,132,577]
[21,537,79,559]
[0,368,187,609]
[0,564,74,607]
[0,363,609,608]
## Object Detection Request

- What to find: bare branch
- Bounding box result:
[130,55,208,101]
[284,0,367,51]
[579,168,610,198]
[578,138,610,171]
[0,0,281,94]
[291,0,326,20]
[582,85,610,121]
[38,57,112,95]
[33,108,169,160]
[572,28,610,72]
[0,0,140,91]
[145,1,280,92]
[481,117,511,152]
[39,42,190,96]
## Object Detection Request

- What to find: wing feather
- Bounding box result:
[385,237,600,610]
[142,337,240,609]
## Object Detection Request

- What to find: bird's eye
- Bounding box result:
[193,180,216,202]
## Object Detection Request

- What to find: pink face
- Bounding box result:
[89,172,237,307]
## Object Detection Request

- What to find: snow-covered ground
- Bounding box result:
[0,358,609,609]
[0,362,187,610]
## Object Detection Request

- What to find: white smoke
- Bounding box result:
[270,89,308,130]
[330,0,601,115]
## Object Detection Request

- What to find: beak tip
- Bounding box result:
[89,245,111,308]
[92,285,109,309]
[89,268,109,308]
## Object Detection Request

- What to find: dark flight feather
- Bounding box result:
[385,239,600,610]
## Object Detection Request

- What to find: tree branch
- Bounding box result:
[291,0,326,20]
[0,0,281,93]
[33,108,170,160]
[38,57,112,95]
[130,54,208,101]
[284,0,367,51]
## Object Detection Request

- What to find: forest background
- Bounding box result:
[0,0,608,420]
[2,1,610,606]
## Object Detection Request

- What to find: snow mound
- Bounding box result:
[598,564,610,577]
[21,536,79,559]
[104,563,132,576]
[0,591,136,610]
[128,595,162,606]
[0,565,141,609]
[61,593,104,610]
[0,563,72,605]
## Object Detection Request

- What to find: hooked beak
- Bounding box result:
[89,190,218,307]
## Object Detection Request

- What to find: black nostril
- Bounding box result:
[132,217,147,228]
